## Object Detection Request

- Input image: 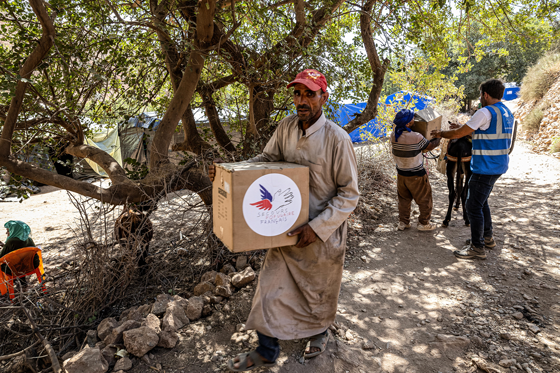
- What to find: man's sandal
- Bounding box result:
[304,330,330,359]
[227,351,276,372]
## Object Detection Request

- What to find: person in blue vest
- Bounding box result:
[431,79,514,260]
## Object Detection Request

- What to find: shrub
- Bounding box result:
[522,100,551,134]
[520,52,560,101]
[551,137,560,153]
[522,108,543,133]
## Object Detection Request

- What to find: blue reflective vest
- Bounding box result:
[471,102,514,175]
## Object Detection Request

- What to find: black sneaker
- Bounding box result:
[454,244,486,260]
[465,237,496,249]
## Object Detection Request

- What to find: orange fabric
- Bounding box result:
[0,247,45,298]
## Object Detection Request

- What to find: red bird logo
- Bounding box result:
[250,184,294,211]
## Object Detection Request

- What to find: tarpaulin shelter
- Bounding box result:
[80,112,163,177]
[333,103,385,143]
[385,91,433,110]
[336,91,434,143]
[503,87,520,101]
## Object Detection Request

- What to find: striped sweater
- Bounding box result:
[391,131,429,176]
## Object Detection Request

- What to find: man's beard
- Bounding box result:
[296,105,317,121]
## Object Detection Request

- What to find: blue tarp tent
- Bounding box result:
[503,87,520,101]
[337,91,434,143]
[332,103,384,143]
[385,91,433,110]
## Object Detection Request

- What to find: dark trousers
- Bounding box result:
[397,174,433,225]
[256,329,328,362]
[466,173,501,249]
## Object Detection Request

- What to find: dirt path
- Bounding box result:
[128,141,558,373]
[1,141,559,373]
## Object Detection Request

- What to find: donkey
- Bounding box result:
[442,136,472,227]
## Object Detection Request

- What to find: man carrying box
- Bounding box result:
[431,79,514,260]
[391,108,441,231]
[210,69,359,371]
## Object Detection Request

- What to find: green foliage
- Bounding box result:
[520,52,560,101]
[443,21,555,101]
[123,158,149,181]
[550,137,560,153]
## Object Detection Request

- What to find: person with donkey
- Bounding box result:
[391,108,441,231]
[209,69,359,371]
[431,79,515,260]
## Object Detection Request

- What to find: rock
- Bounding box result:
[215,272,231,287]
[86,329,97,347]
[172,295,189,310]
[435,334,470,348]
[471,356,506,373]
[209,295,223,304]
[104,320,141,345]
[214,285,232,298]
[120,306,138,322]
[513,312,524,320]
[63,347,108,373]
[236,323,246,333]
[231,332,250,344]
[123,326,159,357]
[202,304,213,317]
[114,356,133,371]
[121,304,152,322]
[141,354,151,365]
[220,263,236,274]
[142,313,161,334]
[120,304,152,322]
[157,330,179,348]
[235,255,248,271]
[162,301,189,331]
[362,340,376,350]
[186,296,204,321]
[481,331,491,338]
[500,333,512,340]
[152,294,173,316]
[194,281,216,296]
[528,324,540,334]
[499,359,516,368]
[97,317,118,341]
[231,267,255,288]
[201,270,218,284]
[101,345,117,366]
[61,351,78,361]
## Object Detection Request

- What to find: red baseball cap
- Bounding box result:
[287,69,328,92]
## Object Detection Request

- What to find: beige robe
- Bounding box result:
[245,113,359,340]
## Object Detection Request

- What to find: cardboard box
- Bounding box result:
[411,106,442,141]
[213,162,309,252]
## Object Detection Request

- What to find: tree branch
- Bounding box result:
[343,0,389,134]
[0,0,56,160]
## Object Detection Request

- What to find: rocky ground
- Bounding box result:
[1,141,559,373]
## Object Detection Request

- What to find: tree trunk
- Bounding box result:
[342,0,389,134]
[173,105,214,155]
[241,87,275,156]
[149,0,216,170]
[201,92,236,152]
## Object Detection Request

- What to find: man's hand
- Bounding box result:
[208,158,224,182]
[431,129,443,138]
[287,224,317,248]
